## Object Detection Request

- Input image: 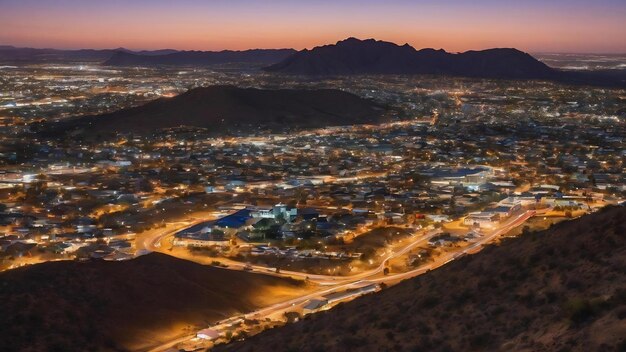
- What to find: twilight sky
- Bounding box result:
[1,0,625,53]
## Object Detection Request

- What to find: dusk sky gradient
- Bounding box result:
[1,0,625,53]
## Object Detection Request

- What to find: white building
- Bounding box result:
[463,212,500,228]
[250,203,297,222]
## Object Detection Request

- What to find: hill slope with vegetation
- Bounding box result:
[220,206,626,352]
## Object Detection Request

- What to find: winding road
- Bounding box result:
[142,210,535,352]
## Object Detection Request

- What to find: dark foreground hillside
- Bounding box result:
[0,253,306,352]
[220,206,626,352]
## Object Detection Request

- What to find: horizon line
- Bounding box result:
[2,40,626,56]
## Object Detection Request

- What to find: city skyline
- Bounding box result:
[2,0,626,53]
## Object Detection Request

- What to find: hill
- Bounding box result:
[103,49,296,66]
[219,206,626,352]
[0,252,307,351]
[37,85,387,138]
[265,38,626,87]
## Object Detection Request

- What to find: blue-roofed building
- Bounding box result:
[174,209,253,248]
[176,209,252,238]
[214,209,252,229]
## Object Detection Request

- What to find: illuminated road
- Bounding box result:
[144,210,535,352]
[140,216,438,285]
[371,210,535,284]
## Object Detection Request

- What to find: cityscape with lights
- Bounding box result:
[1,1,625,352]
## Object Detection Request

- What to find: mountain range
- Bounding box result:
[265,38,556,79]
[0,45,294,65]
[36,85,387,138]
[3,38,624,87]
[0,45,177,62]
[102,49,296,66]
[264,38,626,87]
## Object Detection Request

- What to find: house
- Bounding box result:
[250,204,297,222]
[302,298,328,315]
[173,231,229,247]
[426,214,450,223]
[4,241,37,257]
[55,241,87,254]
[197,328,221,340]
[423,166,494,186]
[323,284,380,304]
[488,181,517,192]
[272,203,298,221]
[502,196,536,207]
[486,202,520,219]
[463,212,500,228]
[225,180,246,191]
[428,233,463,246]
[250,206,274,219]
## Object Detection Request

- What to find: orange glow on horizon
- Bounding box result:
[1,1,625,53]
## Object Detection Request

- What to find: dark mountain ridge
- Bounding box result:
[103,48,297,66]
[36,85,387,138]
[266,38,626,87]
[0,46,176,63]
[219,205,626,352]
[265,38,555,79]
[0,45,293,66]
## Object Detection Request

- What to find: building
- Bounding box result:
[463,212,500,228]
[424,166,494,187]
[302,298,328,315]
[173,233,229,247]
[250,203,297,222]
[197,328,221,340]
[486,202,521,219]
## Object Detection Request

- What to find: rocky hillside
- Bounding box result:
[220,206,626,352]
